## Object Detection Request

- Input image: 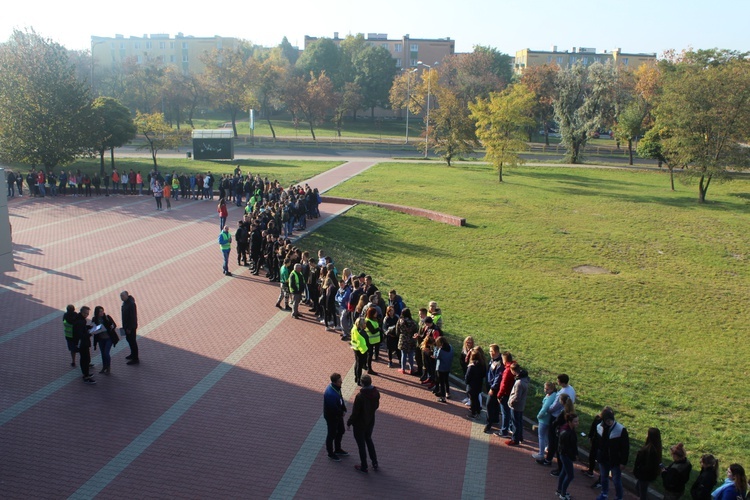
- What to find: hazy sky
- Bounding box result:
[3,0,747,56]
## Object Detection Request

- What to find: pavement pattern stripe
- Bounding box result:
[68,310,287,500]
[461,415,491,499]
[0,214,216,342]
[269,364,358,500]
[0,260,242,426]
[0,200,204,295]
[13,198,149,235]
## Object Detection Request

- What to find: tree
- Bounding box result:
[200,45,257,138]
[472,45,514,88]
[90,97,136,176]
[0,29,92,168]
[470,83,535,182]
[283,72,335,140]
[120,58,165,114]
[278,37,299,66]
[637,125,677,190]
[295,38,340,84]
[554,62,616,164]
[333,82,363,136]
[614,99,648,165]
[428,85,477,166]
[521,64,559,145]
[440,47,508,104]
[134,112,181,169]
[654,50,750,202]
[255,52,289,139]
[352,45,398,118]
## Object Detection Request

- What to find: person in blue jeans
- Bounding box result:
[556,413,579,500]
[92,306,118,374]
[218,226,232,276]
[506,362,529,446]
[596,407,630,500]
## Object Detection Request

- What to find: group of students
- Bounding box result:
[4,167,149,198]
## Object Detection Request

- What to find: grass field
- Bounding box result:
[299,162,750,469]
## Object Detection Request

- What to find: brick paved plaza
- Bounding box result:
[0,160,634,499]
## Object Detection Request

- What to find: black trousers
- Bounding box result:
[324,415,345,455]
[79,348,91,378]
[126,329,139,360]
[354,350,367,384]
[353,422,377,470]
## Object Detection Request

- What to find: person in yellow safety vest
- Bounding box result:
[63,304,79,367]
[364,308,382,375]
[350,318,370,386]
[218,226,232,276]
[428,301,443,330]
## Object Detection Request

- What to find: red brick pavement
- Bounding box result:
[0,161,634,499]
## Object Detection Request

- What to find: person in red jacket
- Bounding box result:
[496,351,515,437]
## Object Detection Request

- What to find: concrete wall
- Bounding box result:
[0,168,14,272]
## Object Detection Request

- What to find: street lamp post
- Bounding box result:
[417,61,436,158]
[405,68,417,144]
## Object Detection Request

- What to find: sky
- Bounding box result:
[2,0,748,57]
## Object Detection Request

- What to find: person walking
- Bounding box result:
[120,291,139,365]
[323,373,349,462]
[218,226,232,276]
[347,374,380,474]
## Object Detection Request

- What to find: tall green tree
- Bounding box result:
[353,45,398,118]
[469,83,535,182]
[554,62,616,164]
[653,49,750,202]
[295,38,341,84]
[0,29,93,168]
[614,99,648,165]
[333,82,363,136]
[283,72,335,140]
[428,84,477,166]
[90,97,136,176]
[278,37,299,66]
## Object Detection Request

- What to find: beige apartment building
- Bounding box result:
[304,32,455,69]
[91,33,241,76]
[514,46,657,74]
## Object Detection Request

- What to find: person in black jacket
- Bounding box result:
[120,291,139,365]
[661,443,692,500]
[596,407,630,500]
[347,374,380,474]
[633,427,663,500]
[73,306,95,385]
[556,412,579,500]
[690,454,718,500]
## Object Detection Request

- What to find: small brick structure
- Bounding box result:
[322,196,466,226]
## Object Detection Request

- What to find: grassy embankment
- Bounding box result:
[299,161,750,469]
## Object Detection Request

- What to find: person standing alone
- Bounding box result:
[219,226,233,276]
[120,291,139,365]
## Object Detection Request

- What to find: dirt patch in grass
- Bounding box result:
[573,265,610,274]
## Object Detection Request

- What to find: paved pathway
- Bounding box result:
[0,160,634,499]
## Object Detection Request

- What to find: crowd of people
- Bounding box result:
[62,291,139,385]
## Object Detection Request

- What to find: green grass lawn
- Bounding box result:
[299,162,750,469]
[22,158,342,188]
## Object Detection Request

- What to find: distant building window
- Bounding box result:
[410,58,418,67]
[395,59,402,67]
[410,44,418,52]
[170,55,175,63]
[137,55,143,64]
[570,56,577,64]
[134,42,140,49]
[395,43,402,52]
[120,42,125,50]
[182,42,188,49]
[582,56,588,65]
[158,42,165,49]
[170,42,175,49]
[183,54,189,63]
[382,43,389,50]
[145,42,152,49]
[623,57,629,66]
[556,56,563,65]
[547,56,552,63]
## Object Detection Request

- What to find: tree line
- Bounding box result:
[0,28,748,202]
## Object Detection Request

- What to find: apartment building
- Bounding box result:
[514,46,657,74]
[91,33,241,75]
[304,32,455,69]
